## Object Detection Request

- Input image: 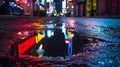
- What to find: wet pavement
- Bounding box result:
[64,17,120,66]
[0,16,120,67]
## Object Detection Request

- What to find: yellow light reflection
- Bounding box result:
[35,33,44,43]
[86,0,92,11]
[93,0,96,10]
[39,44,43,49]
[67,32,73,39]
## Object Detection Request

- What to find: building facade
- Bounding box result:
[96,0,120,16]
[73,0,120,17]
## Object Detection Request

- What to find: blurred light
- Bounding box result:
[60,12,63,15]
[20,7,23,10]
[20,36,26,39]
[72,54,76,57]
[37,44,45,56]
[71,11,73,14]
[40,7,45,10]
[67,32,73,39]
[67,7,69,9]
[24,31,29,36]
[54,23,57,26]
[10,2,14,5]
[27,4,30,6]
[86,0,92,11]
[65,39,70,43]
[67,1,72,5]
[62,8,66,13]
[16,0,19,2]
[35,33,44,43]
[64,33,68,39]
[109,60,113,63]
[47,0,50,2]
[18,32,22,35]
[17,5,20,8]
[45,24,54,28]
[39,44,43,49]
[68,0,72,1]
[57,14,59,16]
[54,14,57,16]
[48,20,53,23]
[61,23,68,39]
[47,2,50,8]
[25,1,27,4]
[71,6,74,8]
[61,23,66,33]
[14,4,17,7]
[23,0,28,4]
[71,34,74,38]
[62,0,66,8]
[93,0,97,10]
[11,2,14,4]
[47,11,50,14]
[68,39,72,57]
[98,61,105,65]
[47,30,53,38]
[51,32,54,36]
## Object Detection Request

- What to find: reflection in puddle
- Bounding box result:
[5,18,120,66]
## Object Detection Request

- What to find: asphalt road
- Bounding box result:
[0,16,120,66]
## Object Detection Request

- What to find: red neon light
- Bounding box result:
[47,2,50,8]
[18,36,35,56]
[65,39,71,44]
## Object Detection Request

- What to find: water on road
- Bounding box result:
[0,17,120,66]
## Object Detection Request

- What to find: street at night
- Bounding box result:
[0,16,120,67]
[0,0,120,67]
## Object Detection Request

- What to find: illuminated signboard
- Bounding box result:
[35,33,44,43]
[18,36,35,56]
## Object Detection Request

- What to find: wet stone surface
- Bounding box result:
[65,18,120,66]
[0,17,120,67]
